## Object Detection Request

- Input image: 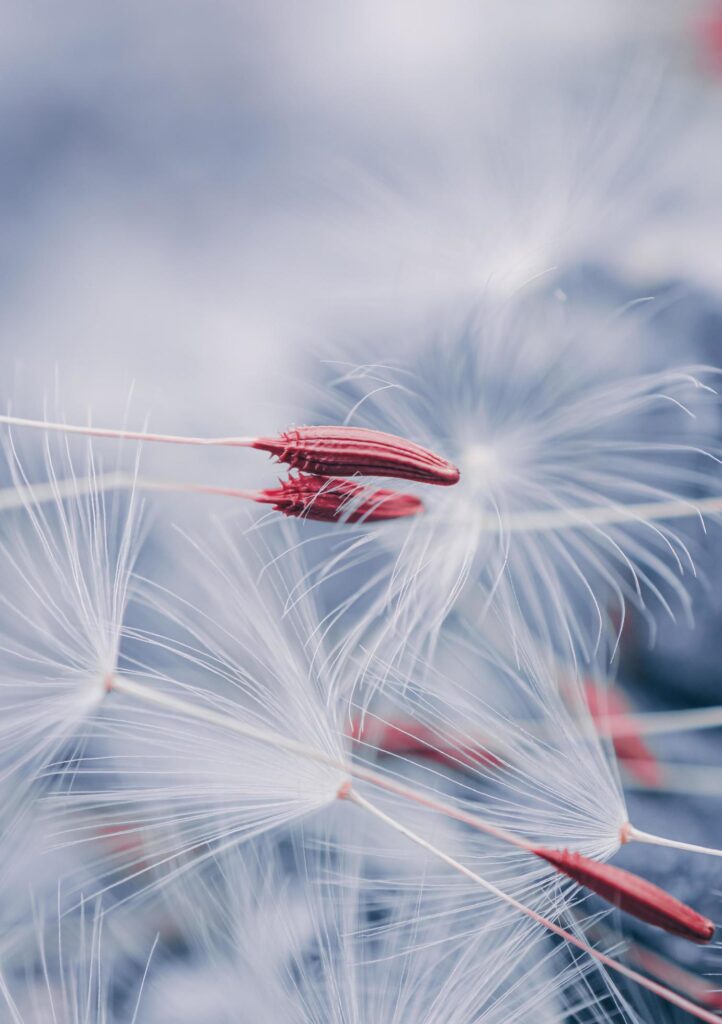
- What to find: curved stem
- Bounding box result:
[342,788,721,1024]
[108,675,532,854]
[0,413,256,448]
[0,471,136,511]
[624,823,722,859]
[0,474,263,510]
[152,481,264,503]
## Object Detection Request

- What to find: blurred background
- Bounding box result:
[1,1,721,435]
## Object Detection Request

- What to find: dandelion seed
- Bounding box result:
[186,474,423,522]
[338,788,722,1024]
[0,415,458,487]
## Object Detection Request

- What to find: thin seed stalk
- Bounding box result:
[7,470,722,539]
[622,823,722,859]
[102,675,722,1017]
[107,675,529,853]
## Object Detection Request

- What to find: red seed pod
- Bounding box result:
[535,846,715,944]
[253,426,460,486]
[257,474,423,523]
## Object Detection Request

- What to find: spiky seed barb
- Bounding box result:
[535,847,715,943]
[253,426,460,485]
[258,474,424,523]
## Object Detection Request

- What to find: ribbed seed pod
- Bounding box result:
[258,474,424,523]
[253,426,460,485]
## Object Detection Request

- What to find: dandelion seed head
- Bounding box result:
[48,522,351,900]
[310,292,722,683]
[0,428,144,803]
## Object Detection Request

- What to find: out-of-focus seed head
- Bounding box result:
[258,473,424,523]
[253,426,460,486]
[584,680,661,787]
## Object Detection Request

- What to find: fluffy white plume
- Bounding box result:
[0,432,143,819]
[306,291,722,688]
[47,521,349,898]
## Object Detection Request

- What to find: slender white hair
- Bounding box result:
[0,430,144,820]
[138,835,612,1024]
[0,894,157,1024]
[45,520,349,901]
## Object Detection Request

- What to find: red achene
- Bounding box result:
[535,846,715,943]
[253,426,460,486]
[257,474,424,523]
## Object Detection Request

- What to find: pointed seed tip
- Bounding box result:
[535,846,715,944]
[254,426,458,487]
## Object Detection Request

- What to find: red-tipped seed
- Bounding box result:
[256,474,424,523]
[253,426,460,486]
[535,846,715,943]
